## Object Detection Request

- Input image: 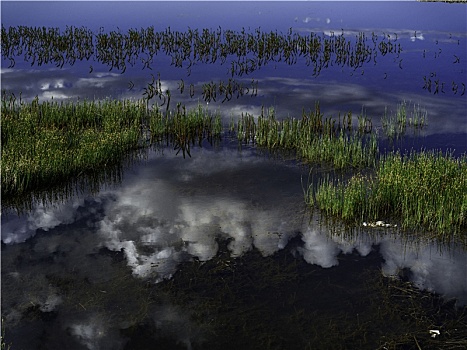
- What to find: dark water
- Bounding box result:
[1,1,467,349]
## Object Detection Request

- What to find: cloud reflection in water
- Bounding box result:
[1,146,466,349]
[2,147,466,306]
[2,2,466,347]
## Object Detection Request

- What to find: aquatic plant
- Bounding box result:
[159,238,467,349]
[235,103,379,169]
[3,24,464,100]
[381,101,427,140]
[1,25,403,84]
[1,93,222,208]
[1,95,142,198]
[367,270,467,350]
[149,102,222,157]
[311,150,467,240]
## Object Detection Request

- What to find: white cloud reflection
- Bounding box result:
[1,198,85,244]
[410,32,425,41]
[379,239,467,303]
[69,314,124,350]
[2,147,466,306]
[95,148,302,281]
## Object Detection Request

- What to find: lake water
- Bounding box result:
[1,1,467,349]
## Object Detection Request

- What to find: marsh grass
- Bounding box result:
[312,150,467,240]
[1,95,142,199]
[381,101,427,140]
[149,103,222,157]
[1,94,222,206]
[235,103,379,169]
[1,25,403,80]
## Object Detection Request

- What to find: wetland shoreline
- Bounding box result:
[2,95,465,243]
[2,11,466,349]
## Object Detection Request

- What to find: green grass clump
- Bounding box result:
[236,104,378,169]
[149,103,222,157]
[297,132,378,169]
[1,95,143,199]
[381,101,427,140]
[312,150,467,239]
[1,94,223,206]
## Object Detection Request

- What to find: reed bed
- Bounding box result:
[235,104,378,169]
[1,94,221,202]
[311,150,467,239]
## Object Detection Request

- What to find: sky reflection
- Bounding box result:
[2,1,466,134]
[2,147,466,308]
[1,2,467,348]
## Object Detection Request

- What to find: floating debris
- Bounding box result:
[363,221,397,228]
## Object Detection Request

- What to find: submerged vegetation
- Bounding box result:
[1,25,402,79]
[1,318,11,350]
[157,240,467,349]
[3,235,466,349]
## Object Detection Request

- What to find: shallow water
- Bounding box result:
[1,1,467,349]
